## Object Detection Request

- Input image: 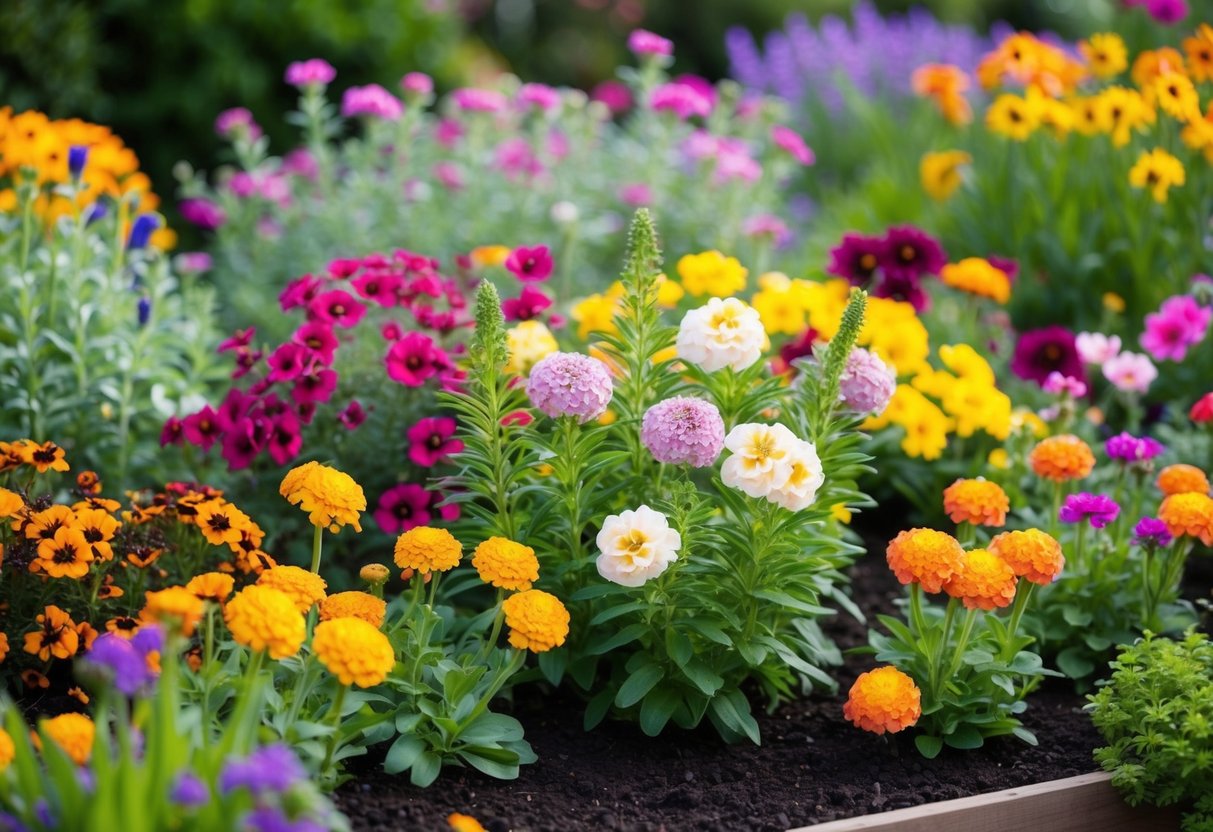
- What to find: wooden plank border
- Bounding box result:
[790,772,1180,832]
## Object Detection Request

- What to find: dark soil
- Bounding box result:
[335,516,1207,832]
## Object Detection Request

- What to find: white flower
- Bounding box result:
[767,439,825,512]
[595,505,682,588]
[675,297,765,373]
[1075,332,1121,365]
[720,422,798,498]
[1102,350,1157,393]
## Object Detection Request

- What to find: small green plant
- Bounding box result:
[1088,630,1213,832]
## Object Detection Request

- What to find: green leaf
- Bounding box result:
[638,687,681,737]
[944,724,984,750]
[383,735,426,775]
[615,663,665,708]
[1056,646,1096,680]
[586,623,648,655]
[409,751,442,788]
[459,746,521,780]
[584,689,614,732]
[915,735,943,759]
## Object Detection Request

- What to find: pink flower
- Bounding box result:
[337,400,367,431]
[291,364,339,405]
[714,151,762,184]
[1103,351,1158,393]
[282,148,318,180]
[838,347,896,414]
[218,328,256,354]
[179,198,226,230]
[352,270,403,307]
[341,85,403,120]
[221,417,268,470]
[161,417,184,447]
[649,82,712,120]
[266,411,303,465]
[451,88,507,113]
[374,484,431,535]
[400,72,434,100]
[505,245,553,282]
[284,59,336,88]
[526,352,613,423]
[328,258,362,280]
[231,346,262,380]
[407,417,464,466]
[1059,492,1121,528]
[516,83,562,113]
[183,406,222,451]
[641,397,725,468]
[216,389,252,430]
[628,29,673,57]
[292,322,339,365]
[1145,0,1188,23]
[1043,372,1088,397]
[1140,295,1211,362]
[174,252,213,274]
[385,332,444,386]
[502,410,533,428]
[494,138,543,181]
[591,81,633,114]
[770,125,815,166]
[215,107,261,140]
[309,289,366,328]
[381,321,404,341]
[267,343,311,382]
[1075,332,1121,365]
[619,183,653,207]
[742,214,790,245]
[502,286,553,322]
[434,118,464,148]
[433,162,465,191]
[280,275,322,311]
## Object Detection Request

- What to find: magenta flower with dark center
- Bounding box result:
[880,225,947,280]
[826,233,884,287]
[504,245,554,282]
[216,388,251,430]
[221,416,269,470]
[279,275,322,312]
[385,332,442,387]
[1140,295,1211,362]
[374,484,432,535]
[873,271,930,312]
[179,198,227,231]
[266,411,303,466]
[267,343,310,382]
[502,286,553,322]
[183,406,222,451]
[161,417,184,447]
[1010,326,1086,387]
[407,416,464,467]
[292,322,339,365]
[1133,517,1174,547]
[218,327,256,354]
[1059,492,1121,528]
[309,289,366,328]
[290,364,338,406]
[352,271,403,307]
[987,255,1019,283]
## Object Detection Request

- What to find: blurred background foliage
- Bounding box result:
[2,0,1131,197]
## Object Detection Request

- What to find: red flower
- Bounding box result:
[407,417,463,466]
[1192,392,1213,424]
[385,332,443,387]
[502,410,533,427]
[504,245,553,282]
[374,484,432,535]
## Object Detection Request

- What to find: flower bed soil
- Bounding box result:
[337,525,1213,832]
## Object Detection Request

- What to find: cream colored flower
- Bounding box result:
[506,320,559,374]
[595,505,681,587]
[767,438,825,511]
[720,422,798,499]
[675,298,765,373]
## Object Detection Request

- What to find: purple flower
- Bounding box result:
[171,772,209,807]
[214,107,262,141]
[175,252,213,274]
[179,198,226,231]
[83,631,155,695]
[1105,432,1165,463]
[641,397,726,468]
[872,271,930,312]
[880,225,946,280]
[68,145,88,179]
[838,347,897,415]
[126,213,160,251]
[1145,0,1188,23]
[220,745,306,796]
[1011,326,1086,387]
[1133,517,1174,548]
[284,59,336,88]
[826,232,884,288]
[628,29,673,57]
[1059,492,1121,529]
[525,353,614,423]
[341,85,402,121]
[244,807,326,832]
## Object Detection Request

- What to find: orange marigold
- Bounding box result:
[319,591,387,627]
[1156,463,1210,496]
[502,589,570,653]
[256,565,327,613]
[186,572,236,604]
[942,478,1009,527]
[142,587,205,636]
[885,528,965,593]
[472,537,540,591]
[989,528,1065,585]
[1029,434,1095,482]
[223,585,306,659]
[359,563,390,587]
[0,632,8,663]
[1158,492,1213,546]
[393,526,462,573]
[944,548,1017,610]
[279,461,366,532]
[38,713,94,765]
[843,666,922,734]
[312,617,396,688]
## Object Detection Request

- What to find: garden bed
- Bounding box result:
[335,529,1195,831]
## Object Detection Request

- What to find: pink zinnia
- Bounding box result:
[214,107,261,140]
[284,59,336,88]
[385,332,444,386]
[433,162,465,191]
[525,353,613,423]
[407,417,464,467]
[516,83,562,113]
[641,397,725,468]
[341,84,403,120]
[1075,332,1121,365]
[770,125,815,166]
[505,245,554,282]
[1102,351,1158,393]
[627,29,673,57]
[374,484,432,535]
[1059,492,1121,529]
[1140,295,1211,362]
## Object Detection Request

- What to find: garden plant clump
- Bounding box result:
[2,3,1213,831]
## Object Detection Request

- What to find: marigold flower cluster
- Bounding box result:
[312,617,395,688]
[501,589,570,653]
[318,591,387,627]
[256,565,328,613]
[279,462,366,532]
[988,529,1066,586]
[885,528,966,593]
[843,666,922,734]
[1158,491,1213,545]
[1157,463,1210,497]
[36,713,95,766]
[223,585,306,660]
[942,478,1009,527]
[1030,434,1096,482]
[394,525,462,574]
[472,537,540,591]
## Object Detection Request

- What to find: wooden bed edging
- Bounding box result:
[790,772,1180,832]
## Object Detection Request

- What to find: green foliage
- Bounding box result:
[1089,631,1213,831]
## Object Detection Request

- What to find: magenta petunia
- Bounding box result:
[291,364,338,405]
[1140,295,1211,362]
[266,411,303,465]
[292,322,339,365]
[385,331,443,387]
[309,289,366,328]
[279,275,322,312]
[182,406,222,451]
[352,270,403,307]
[1105,432,1165,463]
[1059,492,1121,529]
[1010,326,1086,387]
[337,400,367,431]
[179,198,227,231]
[267,343,311,383]
[160,417,184,447]
[375,484,432,535]
[217,328,256,354]
[220,417,269,470]
[407,416,464,467]
[505,245,554,282]
[502,286,553,322]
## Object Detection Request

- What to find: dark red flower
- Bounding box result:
[1191,392,1213,424]
[338,400,367,430]
[161,417,184,447]
[1011,326,1087,387]
[874,272,930,313]
[826,233,884,287]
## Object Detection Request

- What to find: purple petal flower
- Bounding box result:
[171,772,210,807]
[220,745,307,795]
[1059,492,1121,529]
[1133,517,1173,548]
[1105,432,1165,463]
[83,633,152,695]
[641,397,726,468]
[525,353,613,423]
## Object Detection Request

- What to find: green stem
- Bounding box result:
[1000,581,1036,662]
[944,607,980,680]
[908,583,929,638]
[319,683,349,775]
[310,523,324,574]
[929,598,957,702]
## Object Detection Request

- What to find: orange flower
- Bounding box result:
[318,591,387,627]
[76,621,99,652]
[502,590,570,653]
[37,713,94,765]
[1029,434,1095,482]
[194,500,253,547]
[186,572,236,604]
[942,479,1009,527]
[23,605,79,660]
[18,440,70,473]
[1158,492,1213,546]
[885,528,965,593]
[843,666,922,734]
[142,587,205,636]
[0,487,23,518]
[72,507,120,561]
[944,548,1017,610]
[33,526,93,579]
[21,505,75,541]
[1156,463,1209,496]
[256,565,327,613]
[989,528,1064,585]
[448,814,487,832]
[0,632,9,663]
[105,616,141,638]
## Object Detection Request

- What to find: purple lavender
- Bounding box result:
[1059,493,1121,529]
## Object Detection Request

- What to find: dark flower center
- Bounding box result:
[52,544,78,564]
[899,245,916,262]
[207,515,232,532]
[429,435,444,448]
[859,254,877,271]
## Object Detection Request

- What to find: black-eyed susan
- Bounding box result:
[1129,148,1185,203]
[1095,87,1153,147]
[1079,33,1127,79]
[986,94,1040,141]
[1154,71,1200,122]
[72,507,120,561]
[1183,24,1213,82]
[194,499,253,547]
[18,440,70,473]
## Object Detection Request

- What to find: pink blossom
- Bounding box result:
[221,417,268,470]
[1140,295,1211,361]
[494,138,543,180]
[434,118,464,148]
[1043,372,1088,397]
[352,270,403,307]
[337,400,367,431]
[407,417,464,467]
[182,406,222,451]
[502,286,553,321]
[284,59,336,88]
[517,83,562,113]
[179,198,226,230]
[266,411,303,465]
[267,343,310,382]
[400,72,434,99]
[292,322,339,365]
[1075,331,1121,364]
[619,183,653,207]
[174,252,213,274]
[385,331,444,386]
[280,275,322,311]
[291,364,339,405]
[433,162,465,191]
[742,214,790,245]
[771,125,815,166]
[1102,351,1158,393]
[628,29,673,57]
[215,108,262,140]
[714,151,762,184]
[451,88,507,113]
[217,328,256,354]
[649,82,712,120]
[591,81,633,114]
[308,289,366,328]
[283,148,318,180]
[505,245,554,282]
[341,84,403,120]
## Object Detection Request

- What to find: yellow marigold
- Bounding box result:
[394,526,462,573]
[942,478,1009,527]
[502,589,570,653]
[989,528,1064,585]
[920,150,971,201]
[448,814,487,832]
[142,587,204,636]
[469,245,510,268]
[843,666,921,735]
[472,537,540,591]
[279,461,366,532]
[506,320,560,374]
[1157,463,1210,496]
[185,572,235,604]
[319,591,387,627]
[676,250,748,298]
[0,487,23,518]
[1158,492,1213,546]
[39,713,94,765]
[885,528,964,593]
[312,617,395,688]
[0,728,13,772]
[944,548,1017,610]
[256,565,327,613]
[1029,434,1095,482]
[223,585,306,660]
[939,258,1011,304]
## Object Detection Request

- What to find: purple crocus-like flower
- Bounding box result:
[171,772,210,807]
[284,59,336,88]
[0,810,30,832]
[641,397,726,468]
[341,85,402,121]
[1059,492,1121,529]
[1010,326,1086,387]
[68,145,88,180]
[1105,432,1165,463]
[880,225,947,280]
[525,353,614,423]
[1133,517,1174,548]
[838,347,897,415]
[220,745,307,796]
[126,213,161,251]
